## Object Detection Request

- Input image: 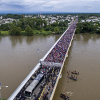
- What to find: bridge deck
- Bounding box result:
[8,19,78,100]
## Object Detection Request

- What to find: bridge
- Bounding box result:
[8,18,78,100]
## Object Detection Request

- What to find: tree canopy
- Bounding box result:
[9,24,21,36]
[54,27,59,34]
[25,26,33,36]
[75,22,100,34]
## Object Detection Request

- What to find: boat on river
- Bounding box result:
[60,93,69,100]
[69,75,77,81]
[71,70,79,75]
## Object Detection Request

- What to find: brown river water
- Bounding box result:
[0,34,100,100]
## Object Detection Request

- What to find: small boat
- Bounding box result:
[69,75,77,81]
[71,71,79,75]
[69,77,77,81]
[60,93,69,100]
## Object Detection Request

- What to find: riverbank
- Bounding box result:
[0,30,63,36]
[75,31,100,34]
[0,31,9,36]
[0,30,52,36]
[76,32,98,35]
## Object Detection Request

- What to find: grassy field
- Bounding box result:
[0,31,9,36]
[0,30,53,36]
[33,30,52,35]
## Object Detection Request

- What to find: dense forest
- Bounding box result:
[75,13,100,34]
[75,22,100,34]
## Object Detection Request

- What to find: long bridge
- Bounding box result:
[8,18,78,100]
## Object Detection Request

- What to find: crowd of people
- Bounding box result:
[15,64,61,100]
[44,19,78,63]
[14,19,78,100]
[35,66,61,100]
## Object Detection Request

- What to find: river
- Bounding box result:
[0,34,100,99]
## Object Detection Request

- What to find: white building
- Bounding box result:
[0,16,2,19]
[40,15,45,18]
[81,20,85,22]
[86,19,92,22]
[5,21,10,24]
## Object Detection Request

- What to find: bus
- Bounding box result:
[24,73,44,98]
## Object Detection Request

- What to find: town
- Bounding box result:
[0,14,76,25]
[1,14,100,25]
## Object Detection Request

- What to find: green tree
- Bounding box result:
[0,31,1,35]
[43,20,47,28]
[54,27,59,34]
[16,27,22,35]
[9,24,17,35]
[51,22,58,27]
[94,24,99,33]
[9,24,21,36]
[25,26,33,36]
[0,24,9,31]
[17,18,25,30]
[97,29,100,34]
[75,28,80,34]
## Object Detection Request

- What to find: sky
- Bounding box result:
[0,0,100,13]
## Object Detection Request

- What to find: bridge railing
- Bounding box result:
[8,63,40,100]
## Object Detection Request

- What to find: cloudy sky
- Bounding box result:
[0,0,100,13]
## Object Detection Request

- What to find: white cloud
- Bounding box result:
[84,4,92,8]
[0,0,100,13]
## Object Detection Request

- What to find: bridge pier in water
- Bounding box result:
[8,19,78,100]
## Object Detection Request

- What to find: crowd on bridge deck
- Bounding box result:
[44,19,78,64]
[15,64,61,100]
[34,66,61,100]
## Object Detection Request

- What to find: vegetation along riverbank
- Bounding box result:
[75,13,100,34]
[0,14,69,36]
